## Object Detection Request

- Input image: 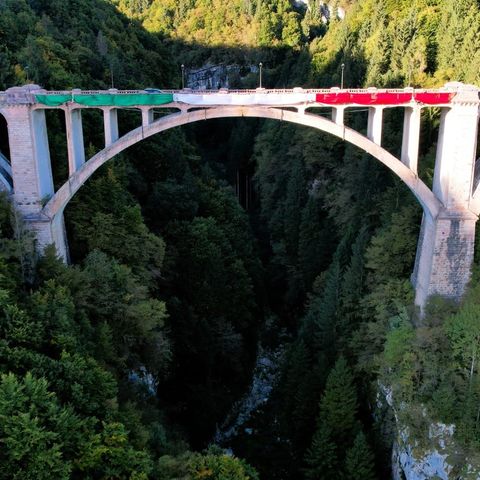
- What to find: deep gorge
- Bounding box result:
[0,0,480,479]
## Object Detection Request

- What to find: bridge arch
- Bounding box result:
[42,106,442,221]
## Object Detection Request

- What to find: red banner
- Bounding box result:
[315,91,454,105]
[413,92,454,104]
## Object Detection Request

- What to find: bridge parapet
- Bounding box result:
[0,84,472,108]
[3,84,46,105]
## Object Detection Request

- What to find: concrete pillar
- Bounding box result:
[332,107,345,126]
[432,95,479,209]
[103,107,119,147]
[413,211,477,309]
[367,106,383,145]
[401,106,421,174]
[65,108,85,176]
[141,107,154,127]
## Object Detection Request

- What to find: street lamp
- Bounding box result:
[259,62,263,89]
[340,63,345,89]
[110,60,114,88]
[181,64,185,89]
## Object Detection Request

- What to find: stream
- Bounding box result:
[214,343,285,447]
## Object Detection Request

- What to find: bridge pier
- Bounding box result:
[413,211,477,309]
[401,106,421,174]
[332,106,345,125]
[7,105,54,214]
[367,106,383,145]
[141,107,154,126]
[65,107,86,175]
[5,98,68,260]
[413,86,479,311]
[103,107,119,147]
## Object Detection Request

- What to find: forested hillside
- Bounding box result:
[1,0,480,479]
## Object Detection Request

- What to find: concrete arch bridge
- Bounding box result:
[0,83,478,310]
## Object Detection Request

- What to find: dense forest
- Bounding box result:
[0,0,480,478]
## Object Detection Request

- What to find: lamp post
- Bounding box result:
[340,63,345,89]
[181,64,185,89]
[259,62,263,89]
[110,60,114,88]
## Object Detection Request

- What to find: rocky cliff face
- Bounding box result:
[186,64,257,90]
[379,385,480,479]
[392,422,456,480]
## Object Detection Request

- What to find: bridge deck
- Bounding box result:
[0,87,465,108]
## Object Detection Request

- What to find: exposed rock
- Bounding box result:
[186,64,257,90]
[214,344,284,444]
[378,384,480,479]
[128,366,157,396]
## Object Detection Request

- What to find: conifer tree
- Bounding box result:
[318,356,359,448]
[298,196,334,290]
[344,431,376,480]
[284,157,307,261]
[338,227,370,342]
[304,424,338,480]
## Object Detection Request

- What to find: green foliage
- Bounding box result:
[304,425,338,479]
[67,165,165,286]
[364,203,419,284]
[344,431,376,480]
[310,0,480,87]
[435,0,480,84]
[445,304,480,386]
[77,421,153,479]
[379,290,480,449]
[0,0,174,90]
[304,358,362,479]
[0,372,82,480]
[318,357,359,446]
[298,196,334,290]
[157,448,259,480]
[188,447,260,480]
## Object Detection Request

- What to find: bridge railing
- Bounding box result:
[26,87,459,96]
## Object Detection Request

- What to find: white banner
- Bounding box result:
[173,93,315,106]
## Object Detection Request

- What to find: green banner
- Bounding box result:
[35,93,174,107]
